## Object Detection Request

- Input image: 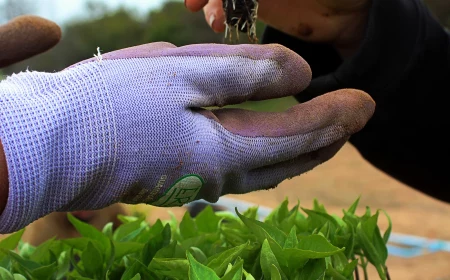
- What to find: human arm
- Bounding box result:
[262,0,450,202]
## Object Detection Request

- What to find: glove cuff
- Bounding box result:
[0,68,118,233]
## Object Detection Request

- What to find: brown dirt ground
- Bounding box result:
[140,143,450,280]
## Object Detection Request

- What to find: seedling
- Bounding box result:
[223,0,259,43]
[0,197,391,279]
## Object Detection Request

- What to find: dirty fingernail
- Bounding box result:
[209,14,216,28]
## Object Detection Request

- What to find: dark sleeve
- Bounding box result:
[262,0,450,202]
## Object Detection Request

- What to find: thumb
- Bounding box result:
[0,15,61,68]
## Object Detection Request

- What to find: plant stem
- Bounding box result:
[355,266,360,280]
[352,256,360,280]
[360,257,369,280]
[386,266,391,280]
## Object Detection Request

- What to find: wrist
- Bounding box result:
[0,139,8,215]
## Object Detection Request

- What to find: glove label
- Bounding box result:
[151,174,204,207]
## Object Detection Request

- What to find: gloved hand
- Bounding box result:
[0,15,61,68]
[0,42,374,233]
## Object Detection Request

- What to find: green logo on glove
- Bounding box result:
[151,174,204,207]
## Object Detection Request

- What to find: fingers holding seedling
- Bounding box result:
[0,15,61,68]
[186,0,259,42]
[185,0,226,32]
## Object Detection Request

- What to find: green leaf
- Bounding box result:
[207,241,249,276]
[150,258,189,279]
[357,212,388,262]
[313,199,327,213]
[195,205,222,233]
[189,247,207,264]
[356,212,388,280]
[153,240,178,259]
[29,238,58,264]
[141,223,171,265]
[187,251,220,280]
[0,229,25,266]
[0,229,25,250]
[342,211,359,231]
[67,213,110,252]
[70,248,88,278]
[299,259,326,280]
[180,211,198,239]
[71,276,92,280]
[0,267,14,280]
[81,241,103,277]
[113,216,145,242]
[220,258,244,280]
[242,206,259,220]
[302,209,339,233]
[264,198,290,225]
[121,259,150,280]
[17,241,35,259]
[342,221,355,259]
[330,251,348,272]
[63,237,92,251]
[56,251,71,280]
[147,219,164,237]
[282,235,344,271]
[260,239,283,280]
[30,262,58,280]
[325,267,348,280]
[346,196,361,215]
[102,222,114,238]
[342,259,358,278]
[236,208,286,247]
[243,269,256,280]
[129,274,141,280]
[380,209,392,244]
[279,203,301,234]
[7,250,41,271]
[13,275,27,280]
[284,227,298,249]
[297,235,344,256]
[270,264,282,280]
[114,241,144,260]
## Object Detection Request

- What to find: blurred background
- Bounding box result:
[1,0,450,279]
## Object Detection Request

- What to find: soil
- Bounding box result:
[143,143,450,280]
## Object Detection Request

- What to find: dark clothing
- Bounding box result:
[262,0,450,202]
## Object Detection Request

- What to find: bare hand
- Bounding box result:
[185,0,370,55]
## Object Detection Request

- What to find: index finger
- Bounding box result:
[0,15,61,68]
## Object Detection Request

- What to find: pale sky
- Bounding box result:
[1,0,174,25]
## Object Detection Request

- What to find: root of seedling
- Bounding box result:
[223,0,259,43]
